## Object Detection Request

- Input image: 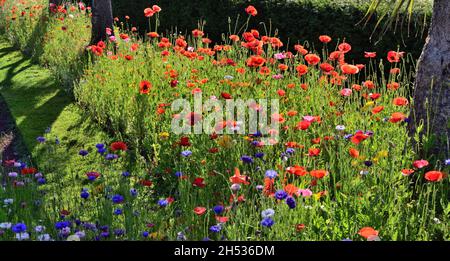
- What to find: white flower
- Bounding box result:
[15,232,30,241]
[224,75,234,80]
[433,217,441,224]
[360,170,369,175]
[68,14,74,19]
[3,198,13,205]
[35,225,45,233]
[38,234,51,241]
[335,125,346,131]
[67,235,80,241]
[75,231,86,238]
[0,222,12,229]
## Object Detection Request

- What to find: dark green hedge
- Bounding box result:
[110,0,431,62]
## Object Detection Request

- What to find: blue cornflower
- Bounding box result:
[241,155,254,164]
[114,208,123,215]
[96,143,105,149]
[445,159,450,166]
[114,229,125,236]
[55,221,71,230]
[142,231,149,238]
[364,161,373,167]
[130,188,138,197]
[181,150,192,157]
[261,209,275,218]
[12,223,27,233]
[212,205,224,215]
[286,196,296,209]
[80,189,89,199]
[79,150,89,156]
[209,224,222,233]
[344,134,353,140]
[251,141,260,147]
[112,194,124,204]
[158,199,168,207]
[122,171,130,177]
[175,171,183,177]
[265,170,278,179]
[275,190,288,200]
[100,231,110,238]
[255,152,265,159]
[36,136,46,143]
[252,131,262,137]
[285,148,295,155]
[202,237,211,241]
[105,154,118,160]
[37,178,46,184]
[261,217,275,228]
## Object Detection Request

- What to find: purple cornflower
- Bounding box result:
[255,152,265,158]
[105,154,118,160]
[286,196,296,209]
[36,136,46,143]
[209,224,222,233]
[181,150,192,157]
[261,217,274,228]
[112,194,124,204]
[12,223,27,233]
[79,150,89,156]
[158,199,168,207]
[241,155,254,164]
[265,170,278,179]
[212,205,224,215]
[275,190,288,200]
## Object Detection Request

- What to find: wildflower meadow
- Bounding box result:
[0,0,448,245]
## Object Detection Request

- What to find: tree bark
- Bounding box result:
[90,0,114,45]
[409,0,450,158]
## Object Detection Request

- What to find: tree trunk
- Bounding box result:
[409,0,450,159]
[90,0,114,45]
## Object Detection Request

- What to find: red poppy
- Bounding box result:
[401,169,415,176]
[349,148,359,158]
[152,5,162,13]
[284,184,299,196]
[364,52,376,58]
[369,93,381,100]
[389,112,406,123]
[308,148,321,157]
[351,131,368,145]
[296,224,306,232]
[358,227,378,239]
[320,63,334,74]
[393,97,409,106]
[297,120,311,130]
[139,80,152,94]
[86,171,100,180]
[230,168,250,185]
[21,167,37,175]
[341,64,359,74]
[424,171,445,182]
[364,80,375,89]
[193,207,207,215]
[192,177,206,188]
[338,42,351,53]
[304,54,321,65]
[296,64,308,76]
[221,92,232,99]
[246,55,266,67]
[245,5,258,16]
[286,165,308,176]
[110,141,128,151]
[319,35,332,43]
[387,82,400,90]
[310,169,329,179]
[216,216,229,223]
[144,8,154,17]
[387,51,404,63]
[413,160,429,169]
[371,106,384,114]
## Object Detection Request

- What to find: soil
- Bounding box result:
[0,95,26,166]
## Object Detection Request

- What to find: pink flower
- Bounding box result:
[303,116,315,122]
[413,160,429,169]
[340,88,352,96]
[299,189,313,197]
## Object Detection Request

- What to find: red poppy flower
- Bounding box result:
[245,5,258,16]
[320,63,334,74]
[286,165,308,177]
[192,177,206,188]
[141,180,153,187]
[111,141,128,151]
[371,106,384,114]
[152,5,161,13]
[296,224,306,232]
[304,54,321,65]
[351,131,368,145]
[319,35,332,43]
[229,168,250,185]
[358,227,378,239]
[413,160,429,169]
[193,207,207,215]
[308,148,321,157]
[296,64,308,76]
[297,120,311,130]
[139,80,152,94]
[216,216,229,223]
[424,171,445,182]
[246,55,266,67]
[387,51,404,63]
[341,64,359,74]
[144,8,154,17]
[364,52,376,58]
[401,169,415,176]
[387,82,400,90]
[310,169,329,179]
[338,42,351,53]
[21,167,37,175]
[349,148,359,158]
[389,112,406,123]
[393,97,409,106]
[221,92,232,99]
